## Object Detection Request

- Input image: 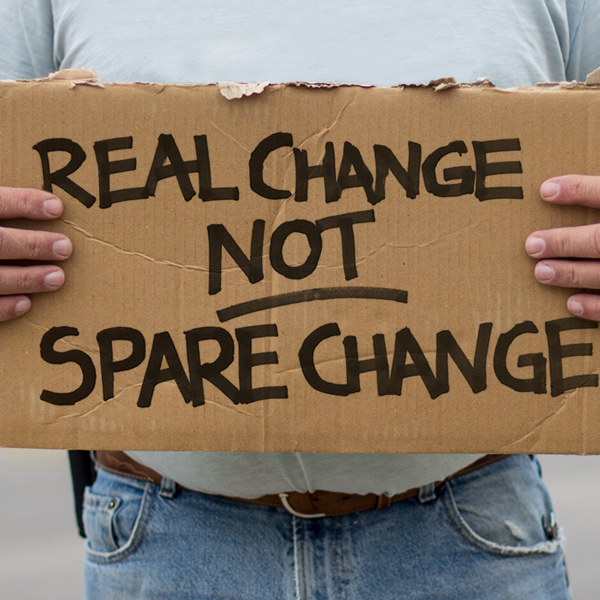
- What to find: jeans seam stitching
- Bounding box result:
[300,520,308,600]
[333,517,341,600]
[340,517,349,600]
[292,516,300,600]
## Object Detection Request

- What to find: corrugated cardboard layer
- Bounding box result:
[1,79,600,453]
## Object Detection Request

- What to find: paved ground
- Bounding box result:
[0,450,84,600]
[0,450,598,599]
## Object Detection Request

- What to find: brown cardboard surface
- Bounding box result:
[1,76,600,454]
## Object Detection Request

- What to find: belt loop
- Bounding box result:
[159,477,178,498]
[278,493,326,518]
[377,494,392,510]
[418,482,436,504]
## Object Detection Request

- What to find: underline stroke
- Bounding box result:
[216,287,408,322]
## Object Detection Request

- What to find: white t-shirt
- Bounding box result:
[1,0,599,497]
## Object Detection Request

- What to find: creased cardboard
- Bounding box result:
[1,74,600,454]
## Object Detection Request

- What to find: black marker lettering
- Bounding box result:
[473,138,523,201]
[388,327,445,399]
[96,327,146,401]
[317,209,375,280]
[545,317,599,397]
[342,334,390,395]
[194,135,239,202]
[422,140,475,197]
[294,142,341,203]
[33,138,96,207]
[144,133,196,202]
[94,137,147,208]
[372,334,393,395]
[249,132,293,199]
[235,324,288,403]
[185,327,239,406]
[137,331,194,407]
[299,322,357,396]
[494,321,547,393]
[337,142,378,204]
[374,142,422,201]
[208,220,265,295]
[40,327,96,405]
[436,323,493,395]
[270,220,322,280]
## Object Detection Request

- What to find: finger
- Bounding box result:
[0,227,72,261]
[533,259,600,289]
[0,187,63,220]
[567,293,600,322]
[0,295,32,322]
[540,175,600,209]
[525,223,600,259]
[0,265,65,295]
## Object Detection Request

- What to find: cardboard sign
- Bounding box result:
[1,74,600,453]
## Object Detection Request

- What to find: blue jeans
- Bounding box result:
[83,455,570,600]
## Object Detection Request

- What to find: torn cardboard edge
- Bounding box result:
[23,67,600,100]
[220,75,600,97]
[45,67,104,89]
[586,65,600,85]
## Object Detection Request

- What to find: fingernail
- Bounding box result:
[525,236,545,256]
[45,270,65,288]
[568,299,584,315]
[536,264,554,282]
[43,198,63,217]
[53,238,72,258]
[15,298,31,315]
[540,181,560,199]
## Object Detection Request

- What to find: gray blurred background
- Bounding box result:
[1,450,598,599]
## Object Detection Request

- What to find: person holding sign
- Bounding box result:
[527,175,600,321]
[0,187,71,320]
[1,1,599,598]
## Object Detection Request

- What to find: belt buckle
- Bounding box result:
[278,493,326,519]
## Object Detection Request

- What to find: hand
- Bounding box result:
[525,175,600,321]
[0,187,72,321]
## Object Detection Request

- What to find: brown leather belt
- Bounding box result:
[95,450,506,518]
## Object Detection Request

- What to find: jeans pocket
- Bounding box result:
[441,455,564,557]
[84,478,154,563]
